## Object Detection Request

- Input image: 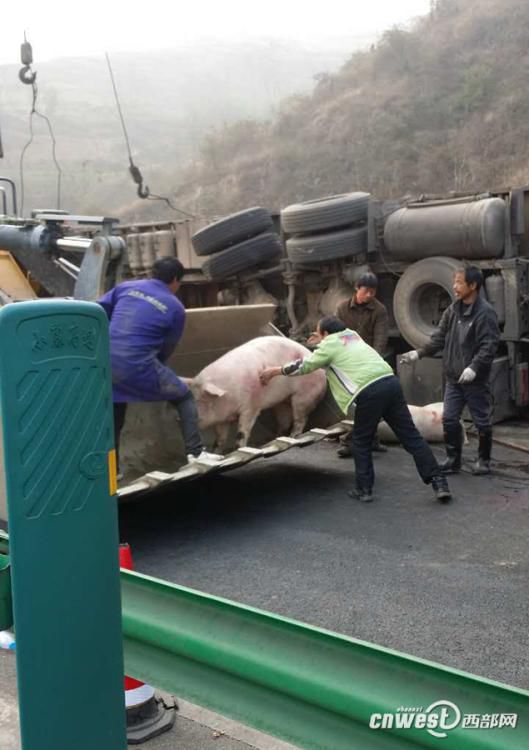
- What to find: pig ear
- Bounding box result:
[203,381,226,398]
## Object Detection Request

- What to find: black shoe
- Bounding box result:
[439,456,461,474]
[347,488,374,503]
[471,430,492,475]
[440,426,463,474]
[431,474,452,503]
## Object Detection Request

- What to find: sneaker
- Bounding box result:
[431,474,452,503]
[337,445,353,458]
[471,458,491,475]
[187,450,224,464]
[347,488,374,503]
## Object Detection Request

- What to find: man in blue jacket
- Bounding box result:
[98,257,216,468]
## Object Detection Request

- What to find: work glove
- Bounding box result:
[399,350,419,365]
[458,367,476,384]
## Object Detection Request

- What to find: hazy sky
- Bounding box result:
[2,0,431,64]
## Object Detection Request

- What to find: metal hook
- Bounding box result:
[18,66,37,85]
[129,162,149,199]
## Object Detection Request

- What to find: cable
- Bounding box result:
[34,103,62,208]
[105,52,134,164]
[105,52,196,218]
[377,239,402,279]
[376,207,402,279]
[18,35,62,215]
[19,108,35,215]
[146,193,196,218]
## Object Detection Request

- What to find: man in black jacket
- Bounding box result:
[334,271,390,456]
[400,266,500,475]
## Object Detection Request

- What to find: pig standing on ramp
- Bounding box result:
[189,336,327,451]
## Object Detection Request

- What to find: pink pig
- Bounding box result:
[189,336,327,451]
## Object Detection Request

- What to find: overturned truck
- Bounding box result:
[0,185,346,498]
[277,188,529,422]
[371,190,529,420]
[1,178,528,495]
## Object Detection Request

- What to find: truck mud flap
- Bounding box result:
[117,421,353,501]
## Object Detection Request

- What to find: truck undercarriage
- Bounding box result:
[1,180,528,495]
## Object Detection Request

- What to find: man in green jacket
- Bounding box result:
[260,316,451,504]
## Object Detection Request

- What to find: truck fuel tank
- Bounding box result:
[384,197,506,260]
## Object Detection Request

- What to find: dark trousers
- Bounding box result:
[352,376,440,491]
[113,390,203,468]
[443,381,491,433]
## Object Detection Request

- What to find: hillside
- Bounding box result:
[0,38,361,217]
[170,0,529,218]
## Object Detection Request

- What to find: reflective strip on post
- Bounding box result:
[108,449,118,495]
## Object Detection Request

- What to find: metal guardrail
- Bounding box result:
[2,524,528,748]
[0,529,8,555]
[122,568,529,750]
[118,421,353,499]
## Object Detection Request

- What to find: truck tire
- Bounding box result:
[201,232,282,280]
[286,226,367,264]
[192,208,274,256]
[281,193,370,234]
[393,257,461,349]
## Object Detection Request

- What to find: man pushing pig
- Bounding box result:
[260,316,452,504]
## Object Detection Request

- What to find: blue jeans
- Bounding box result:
[113,390,203,467]
[352,376,440,492]
[443,381,491,433]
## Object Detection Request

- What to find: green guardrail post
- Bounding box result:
[0,300,126,750]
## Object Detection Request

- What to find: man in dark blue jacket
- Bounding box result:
[99,257,215,468]
[401,266,500,475]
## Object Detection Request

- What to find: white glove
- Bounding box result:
[400,350,419,365]
[458,367,476,384]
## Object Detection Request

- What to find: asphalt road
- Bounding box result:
[3,435,528,749]
[119,437,529,691]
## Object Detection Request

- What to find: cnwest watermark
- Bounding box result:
[369,700,518,739]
